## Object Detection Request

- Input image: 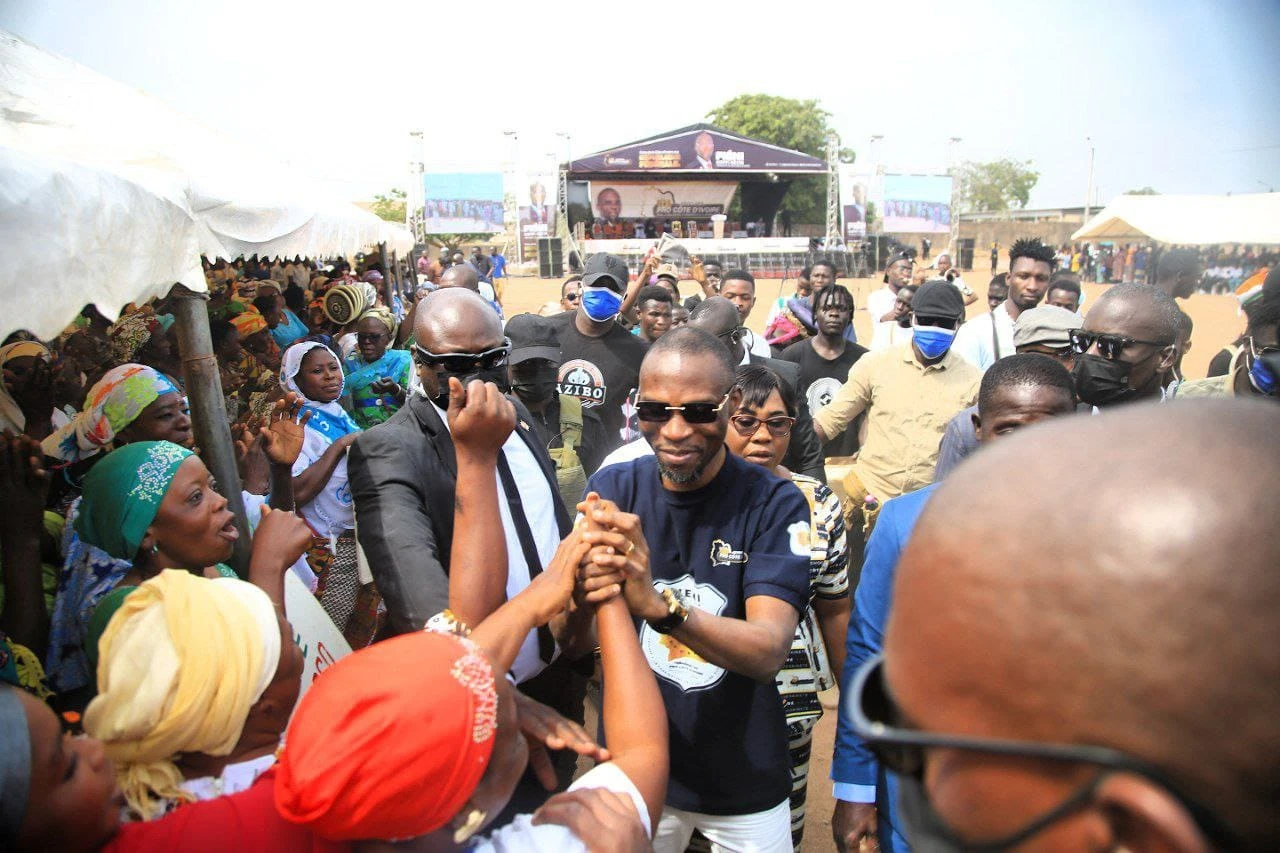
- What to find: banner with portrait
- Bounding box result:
[588,181,737,221]
[839,167,879,240]
[421,172,505,234]
[518,174,557,242]
[881,174,953,234]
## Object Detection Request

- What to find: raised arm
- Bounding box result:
[445,377,513,628]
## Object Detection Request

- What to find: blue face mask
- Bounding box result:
[581,285,623,322]
[1248,350,1280,395]
[913,324,957,360]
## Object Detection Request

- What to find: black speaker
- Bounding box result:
[538,238,563,278]
[958,238,976,271]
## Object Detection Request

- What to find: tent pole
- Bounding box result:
[170,284,252,577]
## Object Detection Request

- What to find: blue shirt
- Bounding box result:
[490,253,507,278]
[832,483,937,852]
[587,452,812,816]
[269,309,309,350]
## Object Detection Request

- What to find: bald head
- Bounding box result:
[414,287,502,353]
[887,399,1280,847]
[439,264,479,293]
[688,296,740,338]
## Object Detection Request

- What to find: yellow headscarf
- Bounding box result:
[83,570,281,820]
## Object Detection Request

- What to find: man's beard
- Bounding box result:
[657,458,708,485]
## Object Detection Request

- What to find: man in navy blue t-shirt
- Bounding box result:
[582,327,812,851]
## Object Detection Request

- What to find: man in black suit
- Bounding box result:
[689,296,826,483]
[348,288,589,662]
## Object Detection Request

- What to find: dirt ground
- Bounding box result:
[495,269,1243,852]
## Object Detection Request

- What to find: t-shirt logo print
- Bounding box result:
[642,576,728,692]
[806,377,841,416]
[709,539,748,567]
[557,359,607,408]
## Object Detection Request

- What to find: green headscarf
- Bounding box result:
[74,441,194,561]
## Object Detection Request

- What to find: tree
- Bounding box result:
[1125,186,1160,195]
[706,94,846,226]
[371,189,407,223]
[956,159,1040,213]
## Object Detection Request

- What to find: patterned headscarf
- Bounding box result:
[357,305,397,336]
[107,312,161,363]
[0,341,51,433]
[230,310,269,339]
[41,364,179,462]
[84,570,282,820]
[275,630,498,841]
[74,441,193,561]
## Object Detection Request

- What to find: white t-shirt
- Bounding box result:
[743,327,772,359]
[951,302,1016,371]
[292,427,354,540]
[433,402,561,684]
[869,320,913,352]
[475,762,651,852]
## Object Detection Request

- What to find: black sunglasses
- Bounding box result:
[913,315,960,331]
[730,413,795,438]
[412,339,511,373]
[564,292,581,302]
[715,327,746,344]
[848,655,1237,849]
[635,393,731,424]
[1069,329,1171,362]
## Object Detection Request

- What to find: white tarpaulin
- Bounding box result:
[1072,192,1280,245]
[0,145,205,341]
[0,29,411,338]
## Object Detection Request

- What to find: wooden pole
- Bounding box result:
[170,284,252,577]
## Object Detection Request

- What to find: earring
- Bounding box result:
[452,807,487,844]
[151,543,160,555]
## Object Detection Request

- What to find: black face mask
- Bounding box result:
[1072,353,1138,408]
[512,379,557,406]
[430,367,511,410]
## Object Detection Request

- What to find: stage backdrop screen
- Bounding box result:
[422,172,504,234]
[839,167,878,240]
[881,174,952,234]
[588,181,737,222]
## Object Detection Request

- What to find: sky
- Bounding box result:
[3,0,1278,211]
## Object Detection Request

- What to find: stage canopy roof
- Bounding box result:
[1072,192,1280,246]
[569,124,828,178]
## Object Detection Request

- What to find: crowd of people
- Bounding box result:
[1,233,1277,852]
[1048,241,1278,293]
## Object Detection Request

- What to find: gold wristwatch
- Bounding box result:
[647,589,689,634]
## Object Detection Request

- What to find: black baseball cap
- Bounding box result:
[911,281,966,321]
[582,253,630,292]
[505,314,562,365]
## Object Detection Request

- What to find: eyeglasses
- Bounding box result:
[848,654,1237,849]
[715,327,745,344]
[564,292,581,302]
[730,413,795,438]
[914,315,960,331]
[412,339,511,373]
[635,393,731,424]
[1069,329,1171,361]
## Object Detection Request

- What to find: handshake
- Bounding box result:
[521,492,666,625]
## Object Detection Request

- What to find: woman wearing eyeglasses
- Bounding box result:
[721,364,851,850]
[280,340,377,648]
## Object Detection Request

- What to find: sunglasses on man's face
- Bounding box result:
[715,327,745,344]
[1069,329,1171,362]
[564,292,581,302]
[412,339,511,373]
[914,315,960,331]
[635,393,731,424]
[848,655,1237,849]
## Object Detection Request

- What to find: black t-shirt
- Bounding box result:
[587,453,811,815]
[779,338,869,458]
[548,311,649,450]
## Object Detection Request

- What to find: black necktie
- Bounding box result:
[495,452,556,663]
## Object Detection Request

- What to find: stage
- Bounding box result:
[579,237,860,279]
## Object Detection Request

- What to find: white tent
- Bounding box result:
[0,29,411,338]
[1072,192,1280,245]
